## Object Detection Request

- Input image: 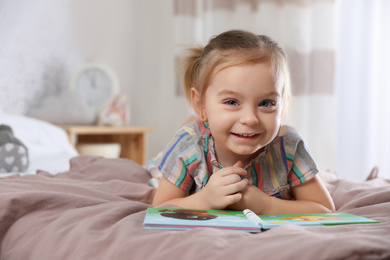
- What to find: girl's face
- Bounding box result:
[196,62,283,167]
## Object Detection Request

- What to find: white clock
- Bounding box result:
[70,64,120,111]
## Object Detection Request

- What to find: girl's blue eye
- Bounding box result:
[259,100,274,107]
[224,100,238,106]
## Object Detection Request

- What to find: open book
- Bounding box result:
[143,208,379,233]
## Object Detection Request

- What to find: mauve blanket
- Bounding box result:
[0,156,389,260]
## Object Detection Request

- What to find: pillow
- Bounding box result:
[0,124,29,172]
[0,112,78,174]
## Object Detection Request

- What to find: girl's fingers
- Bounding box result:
[225,191,243,205]
[218,173,242,185]
[217,166,247,177]
[223,178,248,195]
[233,161,243,168]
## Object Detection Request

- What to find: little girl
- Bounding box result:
[147,30,335,215]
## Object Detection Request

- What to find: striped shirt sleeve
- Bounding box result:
[146,127,201,191]
[282,129,319,187]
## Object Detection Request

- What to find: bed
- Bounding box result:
[1,114,390,259]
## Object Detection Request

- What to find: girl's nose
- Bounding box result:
[240,108,259,126]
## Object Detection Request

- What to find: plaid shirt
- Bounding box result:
[147,120,318,200]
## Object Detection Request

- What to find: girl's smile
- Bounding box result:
[231,132,261,141]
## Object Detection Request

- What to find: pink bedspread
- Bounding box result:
[1,156,389,259]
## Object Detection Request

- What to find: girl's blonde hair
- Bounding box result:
[180,30,291,115]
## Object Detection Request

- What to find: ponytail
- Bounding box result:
[180,46,203,102]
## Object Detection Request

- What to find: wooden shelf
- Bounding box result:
[60,125,153,166]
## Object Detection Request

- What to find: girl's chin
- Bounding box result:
[228,146,265,158]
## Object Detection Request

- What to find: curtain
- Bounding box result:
[173,0,337,175]
[336,0,390,180]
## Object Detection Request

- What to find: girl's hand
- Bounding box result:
[228,176,335,215]
[227,184,271,212]
[198,161,248,209]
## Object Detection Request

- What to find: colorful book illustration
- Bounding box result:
[143,208,379,233]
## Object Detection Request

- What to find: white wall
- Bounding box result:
[73,0,187,157]
[0,0,82,113]
[71,0,190,159]
[0,0,190,160]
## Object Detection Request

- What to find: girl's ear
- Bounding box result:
[191,88,208,122]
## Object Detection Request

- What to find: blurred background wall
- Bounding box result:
[0,0,388,180]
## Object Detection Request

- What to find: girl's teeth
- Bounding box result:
[240,134,256,137]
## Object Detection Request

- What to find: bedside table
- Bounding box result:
[60,125,153,166]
